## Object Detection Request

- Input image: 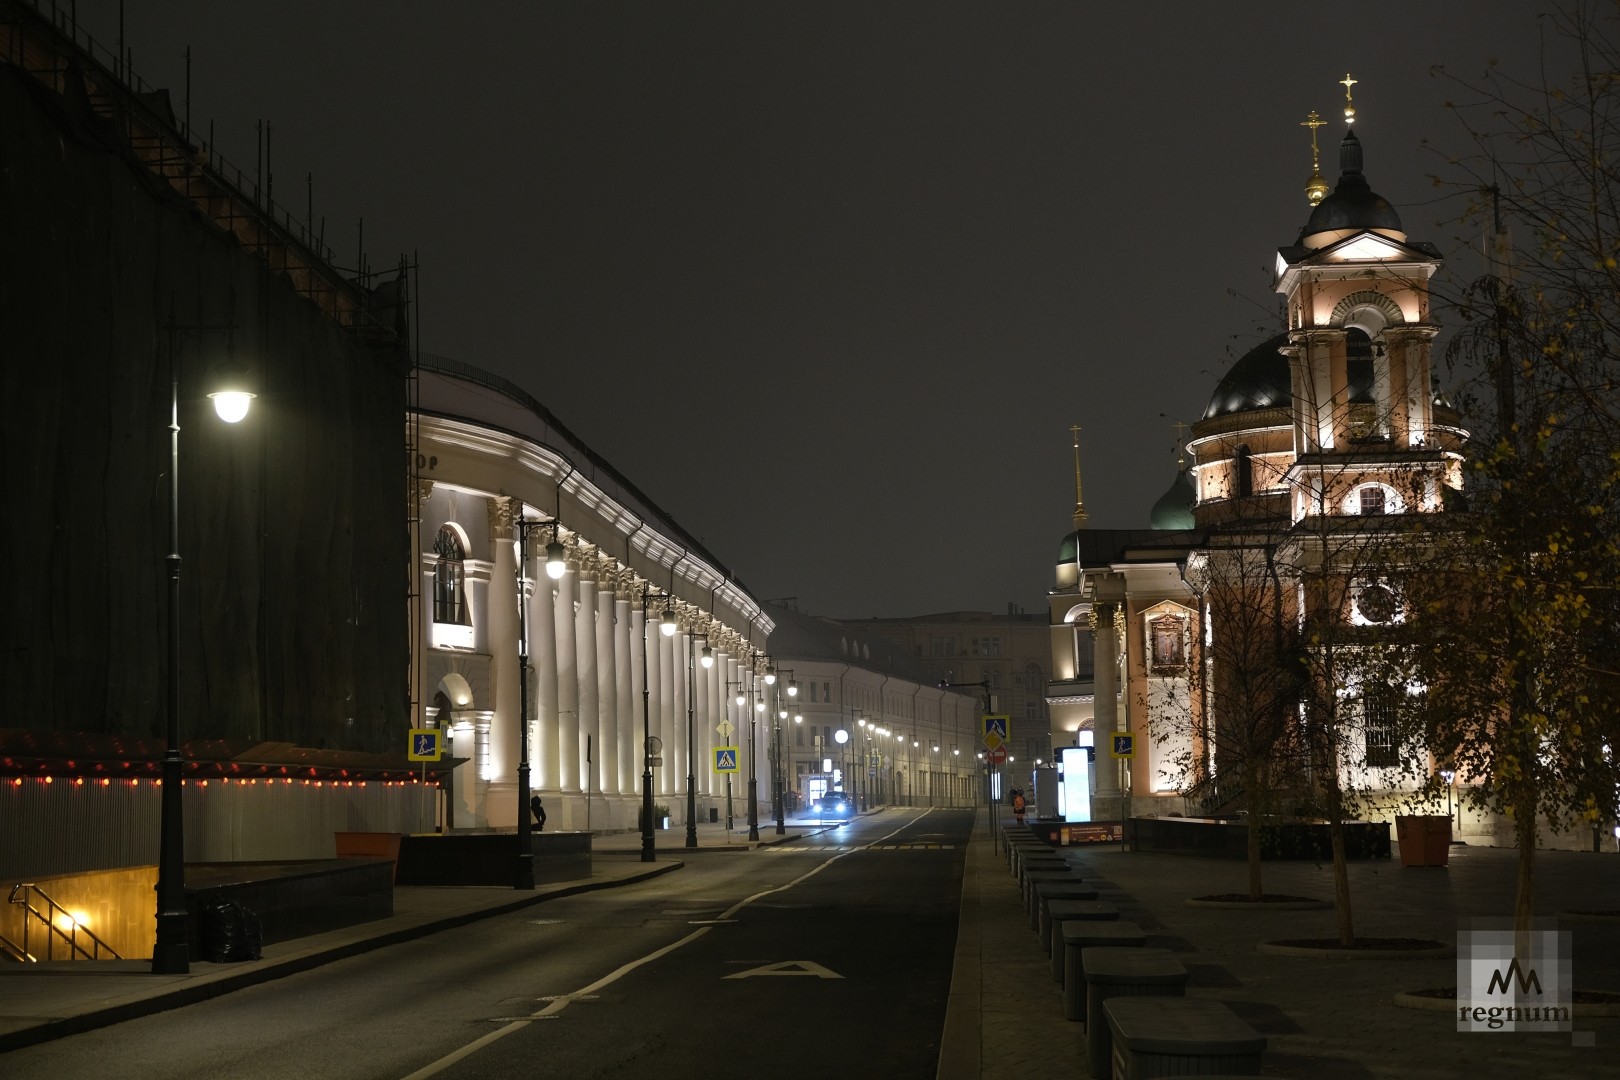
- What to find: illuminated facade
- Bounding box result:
[410,358,774,832]
[1047,93,1487,830]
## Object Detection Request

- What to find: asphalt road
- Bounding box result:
[3,808,974,1080]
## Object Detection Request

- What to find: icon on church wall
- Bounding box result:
[1148,614,1187,673]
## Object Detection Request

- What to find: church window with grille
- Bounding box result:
[1362,695,1399,768]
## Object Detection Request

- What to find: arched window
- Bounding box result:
[1235,445,1253,497]
[433,525,469,625]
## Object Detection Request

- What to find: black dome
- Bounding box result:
[1303,130,1403,240]
[1203,333,1291,419]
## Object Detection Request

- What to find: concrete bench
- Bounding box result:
[1081,946,1188,1074]
[1058,919,1146,1013]
[1011,843,1058,876]
[1018,858,1070,893]
[1006,841,1046,874]
[1029,879,1096,930]
[1043,899,1119,981]
[1103,997,1265,1080]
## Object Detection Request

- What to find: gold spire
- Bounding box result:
[1340,72,1358,125]
[1070,424,1087,529]
[1301,109,1329,206]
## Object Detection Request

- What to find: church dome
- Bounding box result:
[1150,469,1196,530]
[1202,333,1291,419]
[1301,131,1405,247]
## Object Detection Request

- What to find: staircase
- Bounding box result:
[5,883,122,962]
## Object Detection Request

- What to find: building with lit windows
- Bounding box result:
[1046,94,1496,835]
[848,609,1051,765]
[762,603,981,813]
[408,357,774,833]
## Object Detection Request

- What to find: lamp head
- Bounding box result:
[763,662,776,686]
[208,381,255,423]
[544,540,567,579]
[660,605,678,637]
[786,678,798,697]
[700,643,714,669]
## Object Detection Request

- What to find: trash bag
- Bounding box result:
[200,899,263,963]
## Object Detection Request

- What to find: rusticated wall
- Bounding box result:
[0,63,408,753]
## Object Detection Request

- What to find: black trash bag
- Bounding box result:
[200,899,263,963]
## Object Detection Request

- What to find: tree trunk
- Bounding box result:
[1247,811,1264,900]
[1513,779,1537,954]
[1324,776,1354,946]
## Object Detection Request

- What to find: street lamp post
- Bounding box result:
[154,311,254,975]
[510,517,562,890]
[687,634,713,849]
[638,586,662,863]
[748,670,763,841]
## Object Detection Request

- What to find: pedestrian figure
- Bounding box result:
[1012,789,1027,825]
[531,795,547,831]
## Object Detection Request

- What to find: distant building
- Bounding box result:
[764,603,980,811]
[845,609,1051,766]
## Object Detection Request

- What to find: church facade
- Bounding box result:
[1041,88,1572,845]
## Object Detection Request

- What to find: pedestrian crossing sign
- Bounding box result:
[408,728,442,762]
[714,747,740,773]
[1110,734,1135,759]
[981,714,1010,751]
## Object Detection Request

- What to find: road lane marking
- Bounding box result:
[723,960,843,979]
[400,808,942,1079]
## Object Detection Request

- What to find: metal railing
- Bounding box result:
[6,883,123,962]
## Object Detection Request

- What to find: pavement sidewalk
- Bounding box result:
[0,814,835,1053]
[15,811,1610,1079]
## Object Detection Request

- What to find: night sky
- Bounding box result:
[75,1,1553,617]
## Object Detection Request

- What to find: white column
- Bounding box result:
[1093,600,1122,807]
[575,567,600,805]
[661,629,679,797]
[694,639,712,798]
[595,580,618,797]
[630,601,649,803]
[486,499,519,798]
[674,631,691,805]
[533,566,559,792]
[554,562,580,793]
[613,590,632,796]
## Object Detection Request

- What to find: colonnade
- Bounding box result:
[474,499,766,831]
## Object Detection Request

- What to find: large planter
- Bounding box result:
[334,831,404,881]
[1395,815,1452,867]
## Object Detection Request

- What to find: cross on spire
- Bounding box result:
[1069,424,1088,529]
[1340,72,1358,125]
[1301,109,1329,205]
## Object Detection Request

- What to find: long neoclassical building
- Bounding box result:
[410,356,777,833]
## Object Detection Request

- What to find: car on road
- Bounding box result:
[813,790,855,819]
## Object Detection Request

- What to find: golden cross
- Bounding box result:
[1172,420,1188,465]
[1341,72,1357,124]
[1300,109,1325,168]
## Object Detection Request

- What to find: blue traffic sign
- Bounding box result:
[714,747,739,773]
[408,728,442,762]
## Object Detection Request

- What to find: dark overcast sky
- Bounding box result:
[75,0,1554,617]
